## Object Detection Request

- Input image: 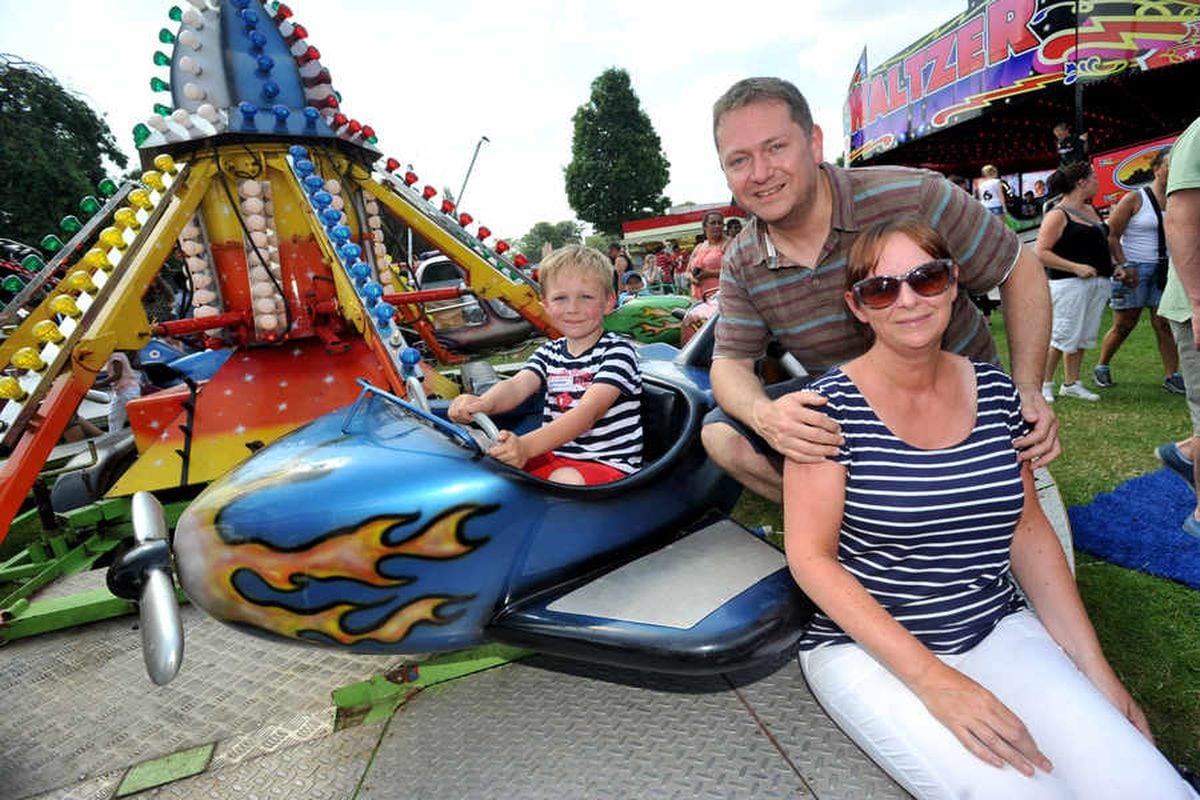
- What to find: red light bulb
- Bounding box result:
[514,254,528,267]
[403,171,418,186]
[385,158,400,172]
[495,240,510,254]
[332,112,348,127]
[298,45,321,65]
[275,3,293,19]
[422,185,437,200]
[292,23,307,39]
[440,199,455,214]
[347,120,362,134]
[476,226,491,240]
[458,213,473,226]
[362,125,375,140]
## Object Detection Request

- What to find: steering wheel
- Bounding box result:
[468,411,500,449]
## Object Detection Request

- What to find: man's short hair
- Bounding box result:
[540,244,614,296]
[712,77,814,148]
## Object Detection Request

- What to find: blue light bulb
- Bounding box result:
[330,225,353,243]
[294,158,315,177]
[400,347,422,367]
[261,80,280,100]
[339,242,362,261]
[363,282,384,304]
[373,303,396,325]
[303,107,320,128]
[288,144,309,160]
[303,175,325,193]
[238,102,258,127]
[256,54,275,75]
[351,261,372,280]
[319,208,342,226]
[239,8,259,26]
[248,30,267,52]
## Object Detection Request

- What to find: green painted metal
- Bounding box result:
[603,294,692,345]
[332,643,529,730]
[116,743,214,796]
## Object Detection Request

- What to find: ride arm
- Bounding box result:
[1007,465,1152,740]
[783,458,1050,775]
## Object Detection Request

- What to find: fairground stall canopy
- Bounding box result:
[844,0,1200,184]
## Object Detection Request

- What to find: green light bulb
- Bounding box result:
[367,136,378,144]
[153,50,172,67]
[168,6,183,22]
[60,215,82,234]
[20,254,45,272]
[159,28,176,45]
[133,124,152,147]
[79,195,101,215]
[150,77,171,93]
[2,275,23,293]
[40,234,64,253]
[97,178,119,197]
[153,103,172,116]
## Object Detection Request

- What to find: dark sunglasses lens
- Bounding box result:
[909,263,951,296]
[857,277,899,309]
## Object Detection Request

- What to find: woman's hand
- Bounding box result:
[1075,263,1098,279]
[487,430,529,468]
[913,662,1053,777]
[1081,662,1155,743]
[448,393,487,423]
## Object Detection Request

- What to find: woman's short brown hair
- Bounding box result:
[846,216,952,290]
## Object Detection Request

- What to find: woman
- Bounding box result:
[784,216,1194,799]
[685,210,726,301]
[1036,162,1114,403]
[1093,148,1182,393]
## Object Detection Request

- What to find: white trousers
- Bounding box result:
[800,609,1196,800]
[1049,275,1109,353]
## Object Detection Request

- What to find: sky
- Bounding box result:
[0,0,965,240]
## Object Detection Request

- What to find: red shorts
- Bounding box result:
[524,453,626,485]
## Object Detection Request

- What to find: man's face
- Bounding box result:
[716,100,823,227]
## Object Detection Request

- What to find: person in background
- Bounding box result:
[1036,162,1113,403]
[639,248,663,288]
[784,215,1195,799]
[607,242,632,294]
[724,217,743,238]
[1093,148,1182,394]
[1153,116,1200,537]
[95,350,144,431]
[618,271,648,305]
[1053,121,1089,167]
[975,165,1007,216]
[449,245,642,486]
[686,210,727,301]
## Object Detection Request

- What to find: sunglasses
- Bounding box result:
[851,259,955,310]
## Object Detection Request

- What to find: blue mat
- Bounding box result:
[1069,467,1200,590]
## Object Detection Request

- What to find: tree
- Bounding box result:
[0,55,128,245]
[565,68,670,238]
[517,220,582,261]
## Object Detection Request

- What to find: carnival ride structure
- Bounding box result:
[843,0,1200,206]
[0,0,565,634]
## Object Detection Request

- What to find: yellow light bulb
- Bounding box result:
[68,270,98,294]
[83,247,111,270]
[11,347,47,372]
[0,376,27,401]
[128,188,154,210]
[113,207,142,232]
[141,171,166,192]
[99,227,127,251]
[49,294,82,318]
[32,320,65,344]
[153,154,178,175]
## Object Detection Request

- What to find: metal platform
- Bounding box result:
[1,571,907,800]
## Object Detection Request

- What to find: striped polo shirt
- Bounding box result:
[523,332,643,473]
[798,360,1028,654]
[714,164,1020,371]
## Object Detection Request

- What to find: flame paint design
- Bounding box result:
[181,489,493,645]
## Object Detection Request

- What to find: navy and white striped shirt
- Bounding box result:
[523,332,642,473]
[798,361,1028,654]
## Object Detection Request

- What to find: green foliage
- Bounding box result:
[565,68,670,238]
[0,56,128,244]
[516,220,582,261]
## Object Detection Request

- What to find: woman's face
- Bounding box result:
[703,214,725,241]
[845,233,957,352]
[1074,169,1099,197]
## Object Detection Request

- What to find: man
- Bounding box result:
[1053,122,1089,167]
[702,77,1059,502]
[1152,115,1200,536]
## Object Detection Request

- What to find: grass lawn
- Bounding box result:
[733,306,1200,770]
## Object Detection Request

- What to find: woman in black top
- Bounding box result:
[1035,163,1119,402]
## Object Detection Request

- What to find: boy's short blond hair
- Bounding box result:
[539,244,614,296]
[981,164,999,178]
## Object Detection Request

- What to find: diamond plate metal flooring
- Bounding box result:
[2,572,907,800]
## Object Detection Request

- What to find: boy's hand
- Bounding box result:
[487,430,528,468]
[448,393,487,423]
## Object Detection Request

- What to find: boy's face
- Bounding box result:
[543,268,613,342]
[627,278,644,292]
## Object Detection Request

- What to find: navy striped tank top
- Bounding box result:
[798,360,1028,654]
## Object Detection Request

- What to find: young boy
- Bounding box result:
[618,271,647,306]
[448,245,643,485]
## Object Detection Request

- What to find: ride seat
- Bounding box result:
[640,382,683,464]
